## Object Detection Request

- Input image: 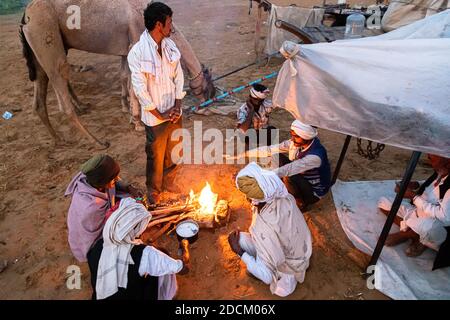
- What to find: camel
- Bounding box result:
[19,0,215,148]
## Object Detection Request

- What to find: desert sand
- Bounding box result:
[0,0,434,300]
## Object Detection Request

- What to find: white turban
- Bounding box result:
[291,120,318,140]
[236,162,288,204]
[250,87,270,100]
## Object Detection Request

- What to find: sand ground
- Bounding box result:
[0,0,433,300]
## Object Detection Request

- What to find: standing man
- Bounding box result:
[128,2,185,204]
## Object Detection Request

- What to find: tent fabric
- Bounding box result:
[382,0,449,32]
[331,180,450,300]
[265,5,325,55]
[272,11,450,158]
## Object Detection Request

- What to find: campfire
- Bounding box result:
[142,182,230,244]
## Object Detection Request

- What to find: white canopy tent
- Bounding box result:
[272,10,450,274]
[273,10,450,158]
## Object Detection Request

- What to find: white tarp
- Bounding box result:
[332,180,450,300]
[273,10,450,158]
[265,5,325,55]
[382,0,449,32]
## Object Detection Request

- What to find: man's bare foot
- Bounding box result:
[385,232,411,246]
[405,240,427,257]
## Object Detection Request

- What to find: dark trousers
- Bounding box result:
[145,117,182,192]
[278,153,319,208]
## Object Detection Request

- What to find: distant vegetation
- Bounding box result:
[0,0,29,14]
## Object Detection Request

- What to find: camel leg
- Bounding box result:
[68,83,90,114]
[32,57,61,143]
[120,56,130,113]
[22,8,109,149]
[127,22,145,131]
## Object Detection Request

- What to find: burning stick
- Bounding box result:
[150,204,194,217]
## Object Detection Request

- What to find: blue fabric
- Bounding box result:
[296,139,331,197]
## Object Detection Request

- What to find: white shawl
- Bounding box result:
[236,163,313,295]
[140,30,181,83]
[95,197,152,300]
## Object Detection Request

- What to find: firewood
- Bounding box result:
[150,204,193,216]
[214,200,230,226]
[148,213,190,243]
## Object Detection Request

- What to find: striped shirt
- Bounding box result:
[128,31,185,127]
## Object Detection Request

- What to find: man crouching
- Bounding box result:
[228,162,312,297]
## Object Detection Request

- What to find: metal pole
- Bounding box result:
[365,151,422,274]
[187,71,278,114]
[331,135,351,185]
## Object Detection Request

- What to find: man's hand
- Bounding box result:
[168,99,182,123]
[395,181,420,200]
[128,184,144,198]
[403,188,417,200]
[228,230,244,256]
[169,106,181,123]
[395,181,420,194]
[223,151,246,161]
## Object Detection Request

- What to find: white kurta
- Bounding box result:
[378,175,449,251]
[138,246,183,300]
[128,30,185,127]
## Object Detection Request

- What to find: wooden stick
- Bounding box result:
[147,212,194,229]
[150,205,193,216]
[148,214,190,243]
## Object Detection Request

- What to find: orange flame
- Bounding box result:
[188,182,218,216]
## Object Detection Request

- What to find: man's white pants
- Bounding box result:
[378,197,447,251]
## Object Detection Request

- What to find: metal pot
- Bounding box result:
[176,219,199,244]
[175,219,199,264]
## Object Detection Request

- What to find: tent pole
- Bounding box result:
[331,135,352,185]
[365,151,422,275]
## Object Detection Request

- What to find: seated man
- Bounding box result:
[378,154,450,257]
[236,84,276,146]
[88,197,189,300]
[232,119,331,211]
[65,154,142,262]
[228,163,312,297]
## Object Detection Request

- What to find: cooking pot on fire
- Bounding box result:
[175,219,199,263]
